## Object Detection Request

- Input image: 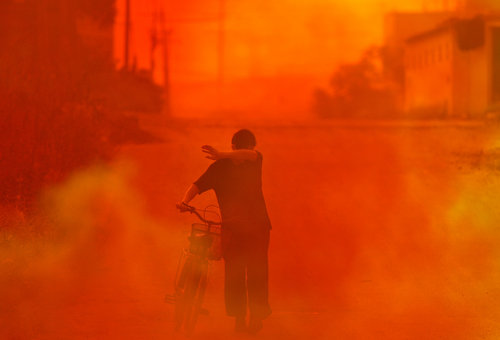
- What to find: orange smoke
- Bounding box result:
[2,122,500,339]
[0,161,186,338]
[3,0,500,339]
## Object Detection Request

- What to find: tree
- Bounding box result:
[313,47,398,119]
[0,0,161,213]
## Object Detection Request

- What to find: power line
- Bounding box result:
[123,0,130,70]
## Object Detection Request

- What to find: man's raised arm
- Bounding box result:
[201,145,258,161]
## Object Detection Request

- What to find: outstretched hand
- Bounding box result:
[202,145,221,160]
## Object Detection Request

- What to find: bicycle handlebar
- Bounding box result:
[179,203,222,226]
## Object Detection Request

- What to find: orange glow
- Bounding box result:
[2,0,500,339]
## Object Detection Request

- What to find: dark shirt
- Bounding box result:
[194,151,272,233]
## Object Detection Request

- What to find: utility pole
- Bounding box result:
[160,8,172,116]
[217,0,226,108]
[150,8,157,75]
[123,0,131,70]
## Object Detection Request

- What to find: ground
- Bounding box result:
[2,118,500,339]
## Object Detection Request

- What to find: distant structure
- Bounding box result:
[114,0,169,86]
[404,15,500,118]
[460,0,500,12]
[383,11,453,110]
[385,0,500,118]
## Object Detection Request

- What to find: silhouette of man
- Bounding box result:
[177,129,272,334]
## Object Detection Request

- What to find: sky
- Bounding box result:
[115,0,429,80]
[113,0,449,117]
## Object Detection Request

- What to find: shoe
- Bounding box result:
[247,317,263,335]
[235,316,247,332]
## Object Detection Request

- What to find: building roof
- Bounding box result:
[405,15,498,51]
[406,13,500,45]
[384,11,453,47]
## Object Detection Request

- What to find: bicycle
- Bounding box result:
[165,203,222,335]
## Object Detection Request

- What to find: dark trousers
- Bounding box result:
[222,229,271,319]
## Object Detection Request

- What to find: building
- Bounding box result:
[384,12,454,51]
[383,11,454,110]
[460,0,500,12]
[404,14,500,118]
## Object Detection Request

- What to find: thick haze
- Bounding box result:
[114,0,429,117]
[3,1,500,338]
[116,0,425,80]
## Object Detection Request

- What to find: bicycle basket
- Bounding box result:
[190,223,222,261]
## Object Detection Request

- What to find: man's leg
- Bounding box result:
[247,231,271,333]
[224,253,247,331]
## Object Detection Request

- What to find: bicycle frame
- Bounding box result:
[166,204,221,335]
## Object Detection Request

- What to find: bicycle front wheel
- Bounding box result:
[174,256,208,335]
[184,267,208,335]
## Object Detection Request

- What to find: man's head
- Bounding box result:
[232,129,256,150]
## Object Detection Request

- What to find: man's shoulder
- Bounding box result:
[209,158,232,169]
[216,158,233,165]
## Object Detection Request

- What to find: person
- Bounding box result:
[176,129,272,334]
